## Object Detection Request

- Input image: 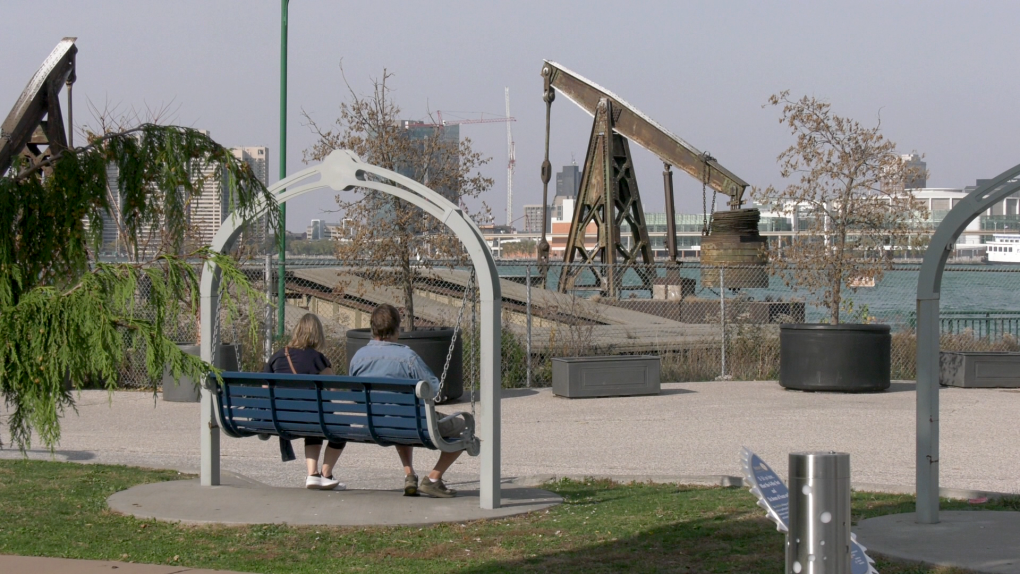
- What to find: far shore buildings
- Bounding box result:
[289,156,1020,262]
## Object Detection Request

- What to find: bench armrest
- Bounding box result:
[415,380,437,401]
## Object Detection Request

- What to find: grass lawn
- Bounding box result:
[0,460,1015,573]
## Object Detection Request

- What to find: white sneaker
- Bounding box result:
[320,475,346,491]
[305,474,325,489]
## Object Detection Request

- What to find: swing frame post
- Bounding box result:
[199,150,503,509]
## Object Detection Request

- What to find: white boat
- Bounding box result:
[986,234,1020,263]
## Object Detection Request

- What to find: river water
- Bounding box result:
[493,263,1020,329]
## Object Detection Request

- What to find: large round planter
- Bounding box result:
[779,324,891,392]
[346,328,463,403]
[162,344,241,402]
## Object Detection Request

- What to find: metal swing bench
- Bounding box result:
[211,372,481,455]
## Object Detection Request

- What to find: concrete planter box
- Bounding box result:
[940,351,1020,388]
[162,344,241,402]
[552,356,660,398]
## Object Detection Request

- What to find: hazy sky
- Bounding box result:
[3,1,1018,231]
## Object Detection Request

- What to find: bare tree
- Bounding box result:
[303,67,492,331]
[754,91,928,324]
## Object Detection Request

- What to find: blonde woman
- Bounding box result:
[263,313,346,490]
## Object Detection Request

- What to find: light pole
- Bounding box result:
[277,0,288,340]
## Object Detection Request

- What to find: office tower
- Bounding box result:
[901,153,927,189]
[523,204,548,233]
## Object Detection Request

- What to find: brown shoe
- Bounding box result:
[404,474,419,497]
[419,476,457,498]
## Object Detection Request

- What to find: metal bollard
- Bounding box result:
[787,452,851,573]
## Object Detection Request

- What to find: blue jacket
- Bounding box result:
[349,340,440,395]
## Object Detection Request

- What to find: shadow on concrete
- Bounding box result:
[887,381,917,393]
[659,388,696,396]
[502,388,541,398]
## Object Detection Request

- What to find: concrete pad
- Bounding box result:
[0,555,254,574]
[108,479,561,526]
[855,511,1020,573]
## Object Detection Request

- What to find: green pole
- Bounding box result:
[277,0,288,340]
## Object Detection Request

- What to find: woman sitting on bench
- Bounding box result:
[263,313,347,491]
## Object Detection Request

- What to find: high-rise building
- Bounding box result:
[90,138,270,257]
[555,164,581,199]
[523,204,547,233]
[397,121,460,203]
[552,164,581,225]
[186,144,269,246]
[233,146,269,187]
[901,153,927,189]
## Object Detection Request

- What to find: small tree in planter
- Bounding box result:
[302,68,493,400]
[754,91,928,391]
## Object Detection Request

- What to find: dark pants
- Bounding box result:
[304,437,346,450]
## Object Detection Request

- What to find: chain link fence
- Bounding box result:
[113,255,1020,390]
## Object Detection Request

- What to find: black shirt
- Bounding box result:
[263,347,331,375]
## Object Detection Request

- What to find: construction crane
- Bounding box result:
[432,106,517,226]
[505,88,515,227]
[435,110,515,126]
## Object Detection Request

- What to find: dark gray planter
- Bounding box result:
[552,355,661,398]
[162,344,241,402]
[940,351,1020,388]
[779,324,891,392]
[346,328,463,403]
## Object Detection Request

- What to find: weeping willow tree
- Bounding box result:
[0,124,277,450]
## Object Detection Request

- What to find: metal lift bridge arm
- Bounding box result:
[541,60,747,208]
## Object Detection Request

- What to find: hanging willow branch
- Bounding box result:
[0,125,278,450]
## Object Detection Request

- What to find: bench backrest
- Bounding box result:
[215,372,436,449]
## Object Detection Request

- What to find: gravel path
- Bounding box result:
[2,381,1018,494]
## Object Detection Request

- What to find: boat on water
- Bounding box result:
[986,234,1020,263]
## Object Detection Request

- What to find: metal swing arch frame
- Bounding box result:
[198,149,504,509]
[915,162,1020,524]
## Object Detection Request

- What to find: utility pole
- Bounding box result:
[277,0,288,340]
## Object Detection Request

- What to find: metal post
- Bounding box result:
[787,452,851,573]
[199,289,221,486]
[471,277,478,392]
[663,163,678,263]
[720,266,726,379]
[264,215,273,362]
[526,265,532,387]
[916,296,940,523]
[276,0,289,340]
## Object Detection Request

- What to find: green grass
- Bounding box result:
[0,459,1014,573]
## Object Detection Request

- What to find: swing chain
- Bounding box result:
[436,268,475,401]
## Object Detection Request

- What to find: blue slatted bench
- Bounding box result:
[211,372,479,455]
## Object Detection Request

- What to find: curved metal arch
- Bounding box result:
[198,150,503,509]
[915,163,1020,524]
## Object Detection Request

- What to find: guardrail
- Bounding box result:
[907,311,1020,340]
